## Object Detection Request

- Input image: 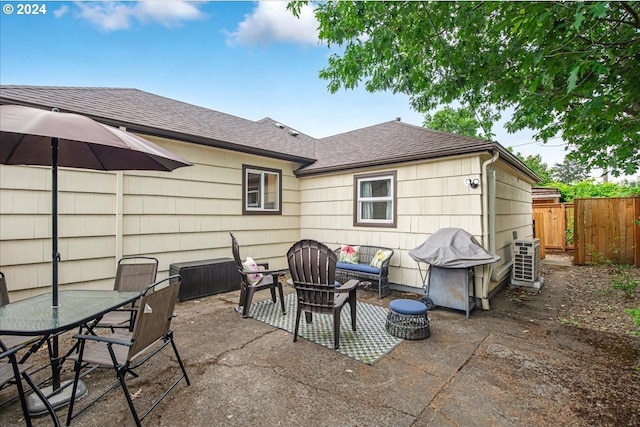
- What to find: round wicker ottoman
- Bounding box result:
[385,299,431,340]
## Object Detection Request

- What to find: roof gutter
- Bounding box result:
[294,143,495,177]
[121,124,317,165]
[492,144,541,183]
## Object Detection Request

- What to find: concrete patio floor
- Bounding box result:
[0,258,630,426]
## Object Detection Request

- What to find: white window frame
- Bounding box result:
[243,165,281,215]
[354,171,397,227]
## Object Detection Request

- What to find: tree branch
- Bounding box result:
[620,1,640,29]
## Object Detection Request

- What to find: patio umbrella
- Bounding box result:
[0,104,192,393]
[1,104,192,304]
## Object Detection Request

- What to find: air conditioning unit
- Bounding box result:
[511,238,542,289]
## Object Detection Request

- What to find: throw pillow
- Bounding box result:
[242,256,264,285]
[369,250,392,268]
[338,245,360,264]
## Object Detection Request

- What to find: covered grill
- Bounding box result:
[410,228,500,318]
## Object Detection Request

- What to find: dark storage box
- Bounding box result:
[169,258,240,302]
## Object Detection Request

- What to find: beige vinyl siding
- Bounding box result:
[299,155,485,291]
[0,165,118,297]
[491,162,534,290]
[0,136,301,301]
[1,133,535,303]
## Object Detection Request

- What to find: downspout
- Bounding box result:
[479,150,499,310]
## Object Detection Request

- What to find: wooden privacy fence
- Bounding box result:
[533,203,574,254]
[574,197,640,266]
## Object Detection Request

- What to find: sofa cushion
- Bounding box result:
[338,245,360,264]
[369,249,393,268]
[336,262,380,275]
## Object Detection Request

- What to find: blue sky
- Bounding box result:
[0,1,569,167]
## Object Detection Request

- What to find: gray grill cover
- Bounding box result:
[409,228,500,268]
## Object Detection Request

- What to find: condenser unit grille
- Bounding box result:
[512,239,541,282]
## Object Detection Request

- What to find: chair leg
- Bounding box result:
[238,284,247,311]
[334,307,342,350]
[242,287,256,318]
[22,371,61,427]
[349,289,357,331]
[276,283,286,315]
[169,335,191,387]
[293,307,302,342]
[8,355,33,427]
[117,367,142,427]
[66,340,86,426]
[269,287,276,303]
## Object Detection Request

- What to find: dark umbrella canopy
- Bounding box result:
[1,104,191,171]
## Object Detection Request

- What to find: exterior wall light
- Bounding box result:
[465,178,480,189]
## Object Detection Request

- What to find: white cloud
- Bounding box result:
[134,1,206,26]
[226,2,318,47]
[76,2,134,31]
[53,4,69,18]
[75,1,206,32]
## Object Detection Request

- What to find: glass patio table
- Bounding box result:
[0,289,140,415]
[0,290,139,337]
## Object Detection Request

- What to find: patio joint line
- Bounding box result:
[413,331,491,424]
[189,327,278,369]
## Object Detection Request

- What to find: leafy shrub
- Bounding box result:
[611,267,639,298]
[565,227,574,245]
[540,180,640,203]
[625,308,640,336]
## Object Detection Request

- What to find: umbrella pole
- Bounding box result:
[52,136,59,308]
[51,136,61,392]
[27,136,89,415]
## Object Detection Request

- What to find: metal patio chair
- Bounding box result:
[94,256,159,331]
[230,233,286,318]
[0,272,45,353]
[287,239,358,350]
[0,342,61,427]
[0,272,25,350]
[66,276,190,427]
[1,272,59,423]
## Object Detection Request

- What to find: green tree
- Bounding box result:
[552,180,640,202]
[289,1,640,177]
[515,153,553,185]
[550,159,590,184]
[423,106,488,138]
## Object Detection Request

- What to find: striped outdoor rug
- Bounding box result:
[247,293,402,364]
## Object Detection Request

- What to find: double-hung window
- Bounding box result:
[354,171,397,227]
[243,165,281,214]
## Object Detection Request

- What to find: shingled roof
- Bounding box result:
[297,119,537,180]
[0,85,538,181]
[0,86,317,163]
